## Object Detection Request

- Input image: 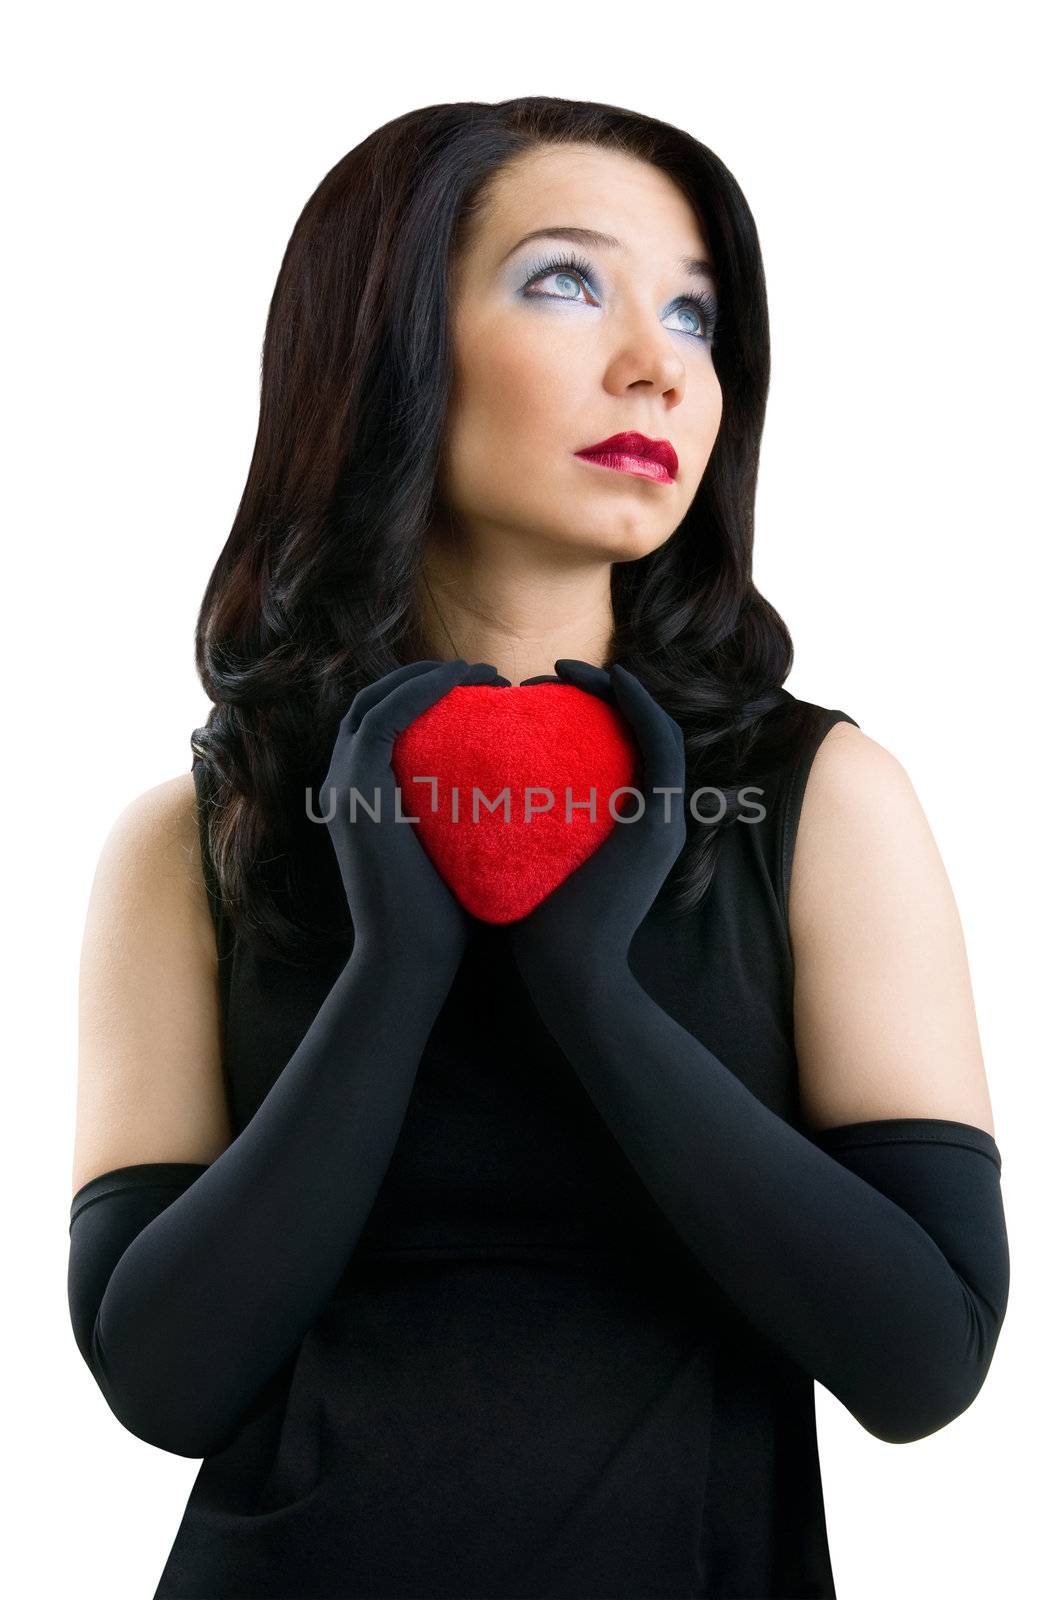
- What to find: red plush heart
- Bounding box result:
[391,682,640,924]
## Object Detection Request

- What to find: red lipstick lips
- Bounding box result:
[574,431,678,484]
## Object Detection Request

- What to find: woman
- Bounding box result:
[67,97,1009,1599]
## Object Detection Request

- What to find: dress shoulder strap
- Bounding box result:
[190,751,231,961]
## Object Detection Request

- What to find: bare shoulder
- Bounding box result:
[73,771,230,1198]
[800,717,904,810]
[98,772,212,928]
[85,770,219,975]
[790,721,934,923]
[789,720,995,1136]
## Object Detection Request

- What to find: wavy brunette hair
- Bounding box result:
[191,95,820,969]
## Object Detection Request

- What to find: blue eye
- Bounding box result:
[521,251,719,343]
[522,252,598,306]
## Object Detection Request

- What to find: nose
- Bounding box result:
[604,311,686,402]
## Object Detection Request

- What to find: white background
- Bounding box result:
[4,2,1058,1595]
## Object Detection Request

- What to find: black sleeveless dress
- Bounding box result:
[154,694,859,1600]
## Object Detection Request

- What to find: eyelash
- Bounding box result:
[521,251,720,342]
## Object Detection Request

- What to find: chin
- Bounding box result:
[595,522,675,563]
[539,526,651,563]
[521,506,673,564]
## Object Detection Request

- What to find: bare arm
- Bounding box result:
[791,721,995,1134]
[73,773,230,1199]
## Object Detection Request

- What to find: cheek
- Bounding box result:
[454,322,566,447]
[693,355,723,416]
[691,365,724,467]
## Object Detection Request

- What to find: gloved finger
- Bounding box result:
[338,660,457,740]
[609,664,685,791]
[518,673,561,687]
[611,664,686,750]
[359,659,500,754]
[552,659,616,704]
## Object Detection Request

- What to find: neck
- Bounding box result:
[416,521,616,685]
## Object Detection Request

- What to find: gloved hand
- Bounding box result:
[321,657,505,976]
[507,659,687,988]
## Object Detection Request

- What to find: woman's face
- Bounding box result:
[437,142,723,565]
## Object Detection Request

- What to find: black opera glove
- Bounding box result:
[67,658,506,1458]
[505,660,1010,1444]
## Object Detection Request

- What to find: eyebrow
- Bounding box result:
[499,225,718,290]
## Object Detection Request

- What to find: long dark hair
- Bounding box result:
[192,95,818,968]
